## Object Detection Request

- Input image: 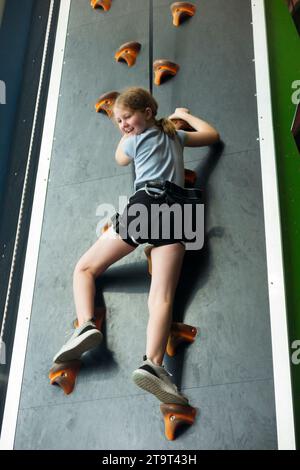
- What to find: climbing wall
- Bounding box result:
[13,0,277,449]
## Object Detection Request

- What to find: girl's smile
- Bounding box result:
[114,106,155,135]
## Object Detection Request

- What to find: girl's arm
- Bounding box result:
[169,108,220,147]
[115,134,132,166]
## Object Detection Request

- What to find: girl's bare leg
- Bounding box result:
[146,242,185,365]
[73,226,136,326]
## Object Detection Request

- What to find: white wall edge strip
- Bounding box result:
[0,0,71,450]
[251,0,296,450]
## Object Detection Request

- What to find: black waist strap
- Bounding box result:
[136,180,203,201]
[136,180,164,191]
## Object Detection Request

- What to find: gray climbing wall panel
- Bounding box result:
[14,0,277,449]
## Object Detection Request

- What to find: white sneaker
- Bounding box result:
[132,356,189,405]
[53,320,103,363]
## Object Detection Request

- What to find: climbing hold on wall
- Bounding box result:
[170,118,195,132]
[91,0,112,12]
[153,60,180,86]
[184,168,197,188]
[49,360,81,395]
[166,322,198,357]
[114,41,142,67]
[160,403,197,440]
[170,2,196,27]
[95,90,120,117]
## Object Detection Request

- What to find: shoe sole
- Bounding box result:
[53,329,103,363]
[132,369,188,405]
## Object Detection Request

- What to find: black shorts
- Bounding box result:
[111,184,203,249]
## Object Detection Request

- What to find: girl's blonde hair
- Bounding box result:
[113,87,177,138]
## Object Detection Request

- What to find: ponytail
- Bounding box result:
[155,118,177,138]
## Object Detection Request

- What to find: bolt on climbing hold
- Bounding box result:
[49,360,81,395]
[170,117,195,132]
[183,168,197,187]
[160,403,197,440]
[166,322,198,357]
[95,90,120,117]
[170,2,196,27]
[153,60,180,86]
[114,41,141,67]
[91,0,112,11]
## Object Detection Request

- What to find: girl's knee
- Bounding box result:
[74,259,93,276]
[74,258,106,279]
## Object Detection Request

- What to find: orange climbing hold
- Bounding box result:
[160,403,197,440]
[95,90,120,117]
[184,168,197,187]
[170,117,195,132]
[91,0,112,12]
[170,2,196,27]
[153,60,180,86]
[167,322,198,357]
[115,42,141,67]
[49,360,81,395]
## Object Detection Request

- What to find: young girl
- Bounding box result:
[53,87,219,405]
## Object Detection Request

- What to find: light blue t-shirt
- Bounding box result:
[121,126,187,190]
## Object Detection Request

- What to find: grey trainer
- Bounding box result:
[53,320,103,363]
[132,356,189,405]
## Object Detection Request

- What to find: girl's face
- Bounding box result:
[114,106,154,136]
